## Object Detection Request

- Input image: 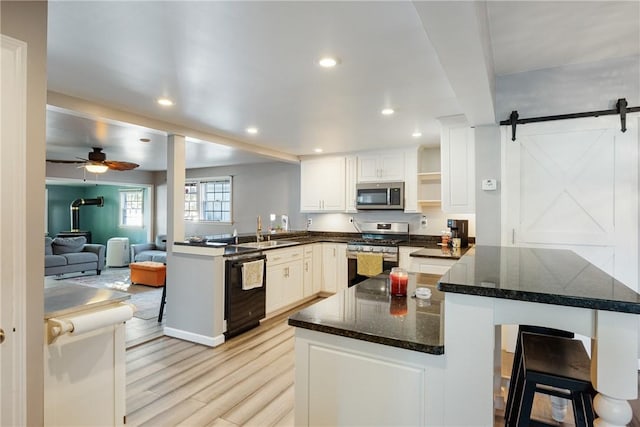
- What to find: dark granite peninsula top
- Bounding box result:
[288,273,445,354]
[410,245,472,260]
[437,245,640,314]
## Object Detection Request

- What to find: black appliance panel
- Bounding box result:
[224,254,266,339]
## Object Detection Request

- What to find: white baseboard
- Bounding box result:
[163,327,225,347]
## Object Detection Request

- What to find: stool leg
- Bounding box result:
[505,341,524,424]
[571,391,588,427]
[158,279,166,322]
[516,380,536,427]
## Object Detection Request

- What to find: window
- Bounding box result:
[120,189,144,227]
[184,176,232,223]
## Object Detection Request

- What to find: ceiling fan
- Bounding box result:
[47,147,139,173]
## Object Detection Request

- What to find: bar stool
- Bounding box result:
[509,332,596,426]
[505,325,575,425]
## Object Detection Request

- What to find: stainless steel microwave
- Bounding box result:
[356,182,404,210]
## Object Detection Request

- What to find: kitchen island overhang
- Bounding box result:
[289,246,640,427]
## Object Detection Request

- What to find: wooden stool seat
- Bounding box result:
[509,332,595,427]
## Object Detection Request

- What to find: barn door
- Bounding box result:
[502,115,638,291]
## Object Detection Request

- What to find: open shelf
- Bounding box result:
[418,172,441,181]
[418,199,441,207]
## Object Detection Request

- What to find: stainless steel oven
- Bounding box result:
[346,221,409,287]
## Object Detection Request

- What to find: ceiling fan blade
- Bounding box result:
[46,159,86,164]
[104,160,139,171]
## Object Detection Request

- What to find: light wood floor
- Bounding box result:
[126,302,640,427]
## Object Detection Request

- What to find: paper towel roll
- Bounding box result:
[67,304,134,335]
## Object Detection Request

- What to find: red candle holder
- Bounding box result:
[389,267,408,296]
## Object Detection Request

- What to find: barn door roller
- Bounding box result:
[500,98,640,141]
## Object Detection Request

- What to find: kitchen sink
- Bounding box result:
[237,240,299,249]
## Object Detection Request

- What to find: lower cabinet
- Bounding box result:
[321,243,347,293]
[409,257,456,275]
[266,247,303,314]
[303,245,314,298]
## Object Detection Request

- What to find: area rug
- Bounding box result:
[53,268,162,320]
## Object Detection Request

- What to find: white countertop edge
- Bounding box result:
[171,244,224,256]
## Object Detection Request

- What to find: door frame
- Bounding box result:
[0,33,28,426]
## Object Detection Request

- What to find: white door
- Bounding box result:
[1,34,28,426]
[502,115,638,290]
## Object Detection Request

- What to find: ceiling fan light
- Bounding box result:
[85,163,109,174]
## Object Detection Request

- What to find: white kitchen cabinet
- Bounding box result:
[321,243,347,293]
[357,151,405,182]
[403,147,419,213]
[409,256,456,275]
[440,116,475,213]
[266,247,303,314]
[300,156,346,212]
[312,243,323,294]
[398,246,413,270]
[345,155,358,213]
[303,245,314,298]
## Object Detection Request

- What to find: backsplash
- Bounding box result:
[306,207,476,237]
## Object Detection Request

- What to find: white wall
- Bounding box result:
[1,1,48,424]
[474,125,501,245]
[155,161,305,237]
[495,55,640,121]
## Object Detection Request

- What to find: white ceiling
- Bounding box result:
[45,1,639,172]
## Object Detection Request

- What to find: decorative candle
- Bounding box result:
[389,267,408,296]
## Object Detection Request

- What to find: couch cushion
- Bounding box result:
[155,235,167,251]
[63,252,98,265]
[45,237,53,256]
[45,255,67,268]
[134,250,166,264]
[52,236,87,255]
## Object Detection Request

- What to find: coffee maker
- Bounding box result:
[447,219,469,247]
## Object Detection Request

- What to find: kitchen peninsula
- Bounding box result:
[289,246,640,426]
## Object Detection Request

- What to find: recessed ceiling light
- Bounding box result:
[157,98,174,107]
[412,131,422,138]
[139,137,151,143]
[314,148,323,153]
[318,57,338,68]
[381,108,395,116]
[246,127,258,134]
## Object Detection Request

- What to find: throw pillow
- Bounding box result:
[52,236,87,255]
[155,234,167,251]
[44,236,53,256]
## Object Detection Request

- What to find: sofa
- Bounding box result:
[130,234,167,264]
[45,236,106,276]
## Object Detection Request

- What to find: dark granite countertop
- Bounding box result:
[437,246,640,314]
[174,232,474,258]
[288,273,445,354]
[409,245,472,259]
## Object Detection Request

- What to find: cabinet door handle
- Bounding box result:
[333,248,336,257]
[305,262,309,272]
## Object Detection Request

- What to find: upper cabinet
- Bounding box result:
[440,116,475,213]
[300,156,346,212]
[357,151,405,182]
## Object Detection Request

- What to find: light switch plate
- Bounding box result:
[482,179,497,191]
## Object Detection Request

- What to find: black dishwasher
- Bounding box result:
[224,253,267,339]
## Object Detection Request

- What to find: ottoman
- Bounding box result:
[130,261,166,287]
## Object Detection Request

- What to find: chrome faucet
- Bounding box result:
[256,216,263,242]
